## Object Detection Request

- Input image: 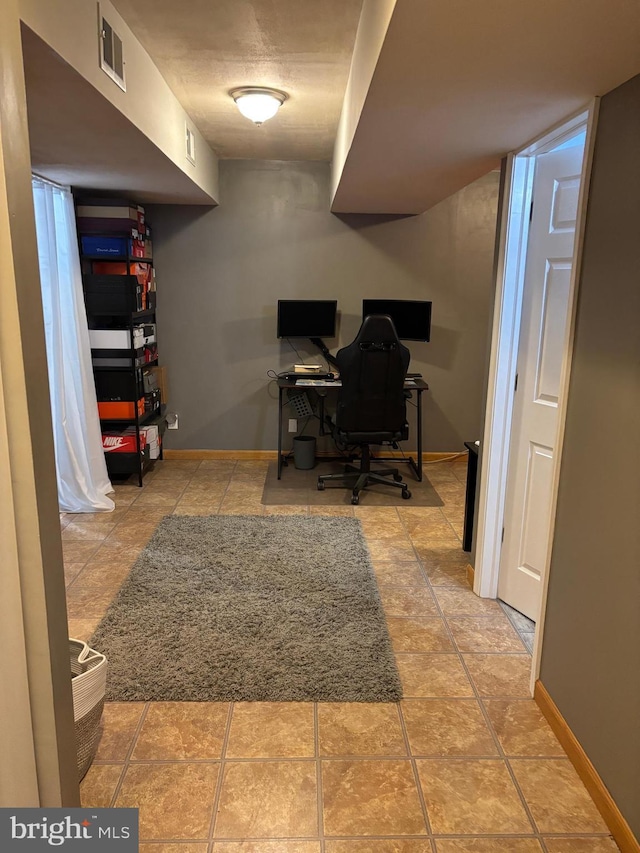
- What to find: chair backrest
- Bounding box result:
[335,314,410,435]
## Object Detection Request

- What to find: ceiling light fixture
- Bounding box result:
[230,87,288,126]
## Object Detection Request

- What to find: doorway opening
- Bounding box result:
[473,104,597,691]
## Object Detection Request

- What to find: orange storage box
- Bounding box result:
[97,399,144,419]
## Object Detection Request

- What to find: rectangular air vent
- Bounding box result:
[186,125,196,165]
[99,5,126,91]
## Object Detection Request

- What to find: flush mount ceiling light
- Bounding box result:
[230,87,288,126]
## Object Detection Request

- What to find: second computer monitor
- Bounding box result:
[362,299,432,342]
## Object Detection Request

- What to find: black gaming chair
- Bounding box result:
[317,314,412,505]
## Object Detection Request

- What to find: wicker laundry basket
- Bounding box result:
[69,638,107,781]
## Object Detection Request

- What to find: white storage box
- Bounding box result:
[140,424,159,442]
[89,328,145,350]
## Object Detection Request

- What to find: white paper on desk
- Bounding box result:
[295,379,342,386]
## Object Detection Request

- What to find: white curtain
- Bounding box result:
[32,178,114,512]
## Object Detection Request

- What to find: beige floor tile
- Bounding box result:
[140,845,208,853]
[484,699,565,756]
[408,520,462,543]
[96,542,144,563]
[433,588,502,617]
[387,617,454,653]
[213,844,321,853]
[510,759,610,834]
[219,498,266,514]
[173,502,222,516]
[103,525,158,547]
[67,616,101,640]
[308,505,354,517]
[360,520,408,539]
[542,839,620,852]
[130,494,182,509]
[115,763,219,840]
[371,560,426,586]
[398,506,449,527]
[62,521,118,541]
[62,541,102,563]
[66,584,120,618]
[177,487,228,504]
[396,654,475,697]
[423,563,471,589]
[197,460,237,473]
[214,761,317,838]
[95,702,145,761]
[353,506,400,522]
[326,842,432,853]
[322,759,426,836]
[117,506,172,524]
[80,763,123,808]
[379,585,438,617]
[263,505,310,515]
[226,702,314,758]
[416,759,533,834]
[74,561,132,588]
[447,616,526,653]
[435,840,542,852]
[463,654,532,698]
[136,480,188,498]
[132,702,229,760]
[413,542,466,564]
[189,473,233,488]
[366,539,417,562]
[64,562,85,586]
[224,482,264,497]
[318,703,406,756]
[402,699,498,757]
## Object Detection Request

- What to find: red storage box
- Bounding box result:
[98,399,144,420]
[102,432,147,453]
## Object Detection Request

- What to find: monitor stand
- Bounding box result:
[309,337,339,370]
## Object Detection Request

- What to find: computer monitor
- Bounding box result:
[277,300,337,338]
[362,299,432,342]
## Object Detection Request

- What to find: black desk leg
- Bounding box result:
[277,386,284,479]
[463,449,478,552]
[416,388,423,481]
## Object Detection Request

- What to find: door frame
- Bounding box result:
[473,101,599,690]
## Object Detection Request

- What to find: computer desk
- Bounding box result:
[276,376,429,481]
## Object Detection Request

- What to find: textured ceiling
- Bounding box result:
[110,0,363,160]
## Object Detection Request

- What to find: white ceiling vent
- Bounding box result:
[98,5,126,92]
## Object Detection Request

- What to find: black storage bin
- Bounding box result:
[92,349,147,368]
[83,275,142,314]
[293,435,316,470]
[94,369,143,402]
[105,445,150,475]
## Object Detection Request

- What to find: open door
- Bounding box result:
[498,138,586,621]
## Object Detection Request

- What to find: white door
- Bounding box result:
[498,141,585,621]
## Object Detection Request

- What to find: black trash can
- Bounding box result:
[293,435,316,470]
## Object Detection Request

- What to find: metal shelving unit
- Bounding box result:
[78,219,165,486]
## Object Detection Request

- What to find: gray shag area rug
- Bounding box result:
[91,515,402,702]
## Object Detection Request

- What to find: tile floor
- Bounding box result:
[62,457,620,852]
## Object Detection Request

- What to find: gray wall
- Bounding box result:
[150,161,499,451]
[540,75,640,838]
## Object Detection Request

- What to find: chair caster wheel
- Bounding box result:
[393,473,403,482]
[351,494,360,505]
[317,480,325,491]
[401,488,412,500]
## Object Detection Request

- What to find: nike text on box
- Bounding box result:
[0,809,138,851]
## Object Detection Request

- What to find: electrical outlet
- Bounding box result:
[167,413,179,430]
[288,418,297,433]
